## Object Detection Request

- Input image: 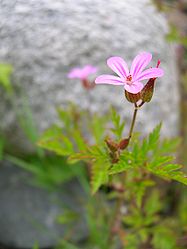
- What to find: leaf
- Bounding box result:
[139,123,162,159]
[159,137,180,154]
[148,123,162,149]
[91,160,110,194]
[0,63,13,94]
[147,160,187,186]
[109,153,132,175]
[72,130,87,151]
[90,113,107,143]
[110,107,125,140]
[32,242,39,249]
[152,225,177,249]
[0,136,4,161]
[144,189,162,217]
[57,210,79,224]
[148,156,174,169]
[38,125,73,156]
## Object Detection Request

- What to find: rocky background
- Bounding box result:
[0,0,179,152]
[0,0,181,248]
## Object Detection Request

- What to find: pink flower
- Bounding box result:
[68,65,97,80]
[95,52,164,94]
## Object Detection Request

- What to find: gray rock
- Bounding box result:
[0,161,87,248]
[0,0,179,151]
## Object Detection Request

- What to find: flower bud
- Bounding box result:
[82,79,95,90]
[105,138,119,152]
[140,78,156,103]
[119,138,129,150]
[125,90,141,103]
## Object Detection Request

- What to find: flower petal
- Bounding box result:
[134,68,164,82]
[107,57,129,78]
[124,81,143,94]
[95,75,124,85]
[68,68,82,78]
[82,65,97,78]
[130,52,152,78]
[68,65,97,79]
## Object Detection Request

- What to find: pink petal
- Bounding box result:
[95,75,124,85]
[130,52,152,78]
[107,57,129,78]
[124,82,143,94]
[82,65,97,78]
[68,68,82,78]
[134,68,164,82]
[68,65,97,79]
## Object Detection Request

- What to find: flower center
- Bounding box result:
[126,75,132,85]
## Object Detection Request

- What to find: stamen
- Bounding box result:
[126,75,132,81]
[157,60,161,68]
[126,75,132,85]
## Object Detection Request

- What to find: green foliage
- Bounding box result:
[6,154,87,190]
[0,63,13,94]
[110,107,125,140]
[57,210,80,225]
[39,106,187,195]
[166,25,187,47]
[152,225,177,249]
[32,242,39,249]
[109,124,187,189]
[0,135,4,161]
[38,125,74,156]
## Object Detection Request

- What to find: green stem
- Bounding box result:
[128,103,139,139]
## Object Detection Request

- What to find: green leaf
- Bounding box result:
[38,125,74,156]
[147,160,187,186]
[90,113,107,143]
[110,107,125,140]
[123,233,139,249]
[32,242,39,249]
[57,210,79,224]
[152,226,177,249]
[72,130,86,151]
[91,160,110,194]
[0,136,4,161]
[149,156,174,169]
[148,123,162,149]
[144,189,162,217]
[0,63,13,94]
[109,152,133,175]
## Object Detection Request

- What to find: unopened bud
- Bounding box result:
[140,78,156,103]
[119,138,129,150]
[125,90,141,103]
[82,79,95,90]
[105,138,119,152]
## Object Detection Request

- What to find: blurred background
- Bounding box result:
[0,0,187,248]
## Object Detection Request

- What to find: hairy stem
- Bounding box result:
[128,103,139,139]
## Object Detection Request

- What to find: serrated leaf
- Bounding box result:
[38,125,73,156]
[109,160,132,175]
[149,156,174,169]
[90,113,107,143]
[144,190,162,217]
[72,130,86,151]
[91,160,110,194]
[110,107,125,140]
[148,123,162,149]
